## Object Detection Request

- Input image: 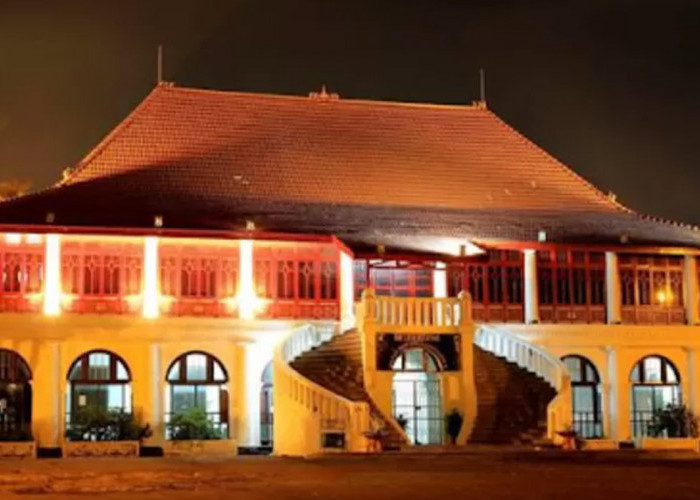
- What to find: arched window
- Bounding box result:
[391,346,442,445]
[165,352,228,439]
[66,350,132,441]
[391,347,442,372]
[0,349,32,440]
[562,355,602,438]
[630,355,681,438]
[260,362,273,447]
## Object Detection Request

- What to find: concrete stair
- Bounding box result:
[469,345,557,445]
[290,329,406,450]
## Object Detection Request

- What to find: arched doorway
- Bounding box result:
[260,361,273,447]
[630,355,681,438]
[0,349,32,440]
[66,350,132,440]
[562,355,602,438]
[391,347,443,445]
[165,351,229,439]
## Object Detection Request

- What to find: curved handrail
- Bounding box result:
[474,324,568,390]
[274,324,369,454]
[474,324,572,439]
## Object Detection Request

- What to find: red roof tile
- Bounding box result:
[64,85,622,213]
[0,84,697,252]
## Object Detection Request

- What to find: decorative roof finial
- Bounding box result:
[309,84,339,100]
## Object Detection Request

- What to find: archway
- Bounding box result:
[391,346,442,445]
[0,349,32,440]
[562,355,602,438]
[165,351,229,439]
[66,350,132,440]
[630,355,681,438]
[260,361,273,447]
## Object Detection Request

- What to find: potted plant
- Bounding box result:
[445,409,463,445]
[394,414,408,431]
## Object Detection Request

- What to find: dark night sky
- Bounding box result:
[1,0,699,223]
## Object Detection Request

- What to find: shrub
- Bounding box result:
[0,427,32,442]
[648,404,699,438]
[66,407,150,442]
[167,407,222,441]
[445,408,464,444]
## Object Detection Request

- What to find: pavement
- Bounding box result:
[2,449,700,499]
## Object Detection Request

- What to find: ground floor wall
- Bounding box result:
[508,324,700,443]
[0,314,287,450]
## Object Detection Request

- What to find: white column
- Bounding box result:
[340,250,355,332]
[242,341,274,447]
[523,249,539,324]
[142,236,159,318]
[150,343,163,444]
[687,348,698,416]
[605,252,621,324]
[238,240,256,320]
[606,347,619,441]
[433,261,447,298]
[683,255,698,325]
[43,234,61,316]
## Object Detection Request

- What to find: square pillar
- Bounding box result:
[683,255,699,325]
[523,249,539,324]
[687,348,699,416]
[32,341,61,448]
[609,347,630,442]
[340,250,355,332]
[145,343,163,444]
[605,252,622,324]
[241,341,274,447]
[433,261,447,298]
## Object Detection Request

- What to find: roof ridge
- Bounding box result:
[159,84,484,113]
[60,84,165,185]
[484,108,631,214]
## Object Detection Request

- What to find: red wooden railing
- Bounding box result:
[254,243,339,320]
[447,250,524,322]
[619,254,685,324]
[0,235,44,313]
[536,250,606,324]
[61,240,143,314]
[159,242,239,317]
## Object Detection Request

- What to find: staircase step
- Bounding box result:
[469,345,557,445]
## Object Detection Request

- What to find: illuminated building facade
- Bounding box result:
[0,83,699,456]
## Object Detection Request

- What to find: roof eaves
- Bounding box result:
[59,83,166,186]
[485,108,630,214]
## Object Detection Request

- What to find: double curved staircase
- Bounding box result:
[274,296,571,455]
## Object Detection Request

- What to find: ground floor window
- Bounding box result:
[65,350,132,441]
[260,362,273,447]
[165,352,229,439]
[562,355,603,438]
[630,355,681,438]
[391,347,443,445]
[0,349,32,441]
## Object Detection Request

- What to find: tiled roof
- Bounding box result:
[0,84,698,252]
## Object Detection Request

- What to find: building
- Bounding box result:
[0,83,698,456]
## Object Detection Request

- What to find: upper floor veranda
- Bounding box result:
[0,227,699,328]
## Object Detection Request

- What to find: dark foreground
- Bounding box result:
[3,449,700,499]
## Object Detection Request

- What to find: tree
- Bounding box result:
[0,179,30,201]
